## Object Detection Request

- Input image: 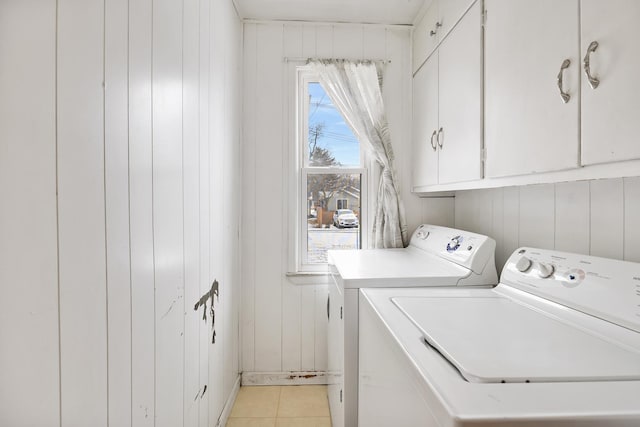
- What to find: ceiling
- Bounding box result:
[234,0,428,25]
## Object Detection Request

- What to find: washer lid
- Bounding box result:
[329,248,470,288]
[393,296,640,384]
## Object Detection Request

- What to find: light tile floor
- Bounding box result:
[227,385,332,427]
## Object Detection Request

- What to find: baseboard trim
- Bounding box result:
[216,375,241,427]
[241,371,328,386]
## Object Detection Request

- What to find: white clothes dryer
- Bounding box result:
[359,247,640,426]
[327,224,498,427]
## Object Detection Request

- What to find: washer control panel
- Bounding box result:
[502,247,640,333]
[409,224,496,274]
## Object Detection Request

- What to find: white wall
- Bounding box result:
[240,21,453,380]
[454,178,640,274]
[0,0,242,426]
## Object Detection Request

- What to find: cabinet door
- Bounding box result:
[438,1,483,184]
[412,53,439,188]
[439,0,477,41]
[484,0,580,178]
[412,0,439,73]
[581,0,640,165]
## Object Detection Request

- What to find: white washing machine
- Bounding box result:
[327,224,498,427]
[359,247,640,426]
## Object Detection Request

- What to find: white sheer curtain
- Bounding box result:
[308,59,408,248]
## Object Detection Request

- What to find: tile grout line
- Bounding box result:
[276,385,282,419]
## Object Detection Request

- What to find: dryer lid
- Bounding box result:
[393,296,640,384]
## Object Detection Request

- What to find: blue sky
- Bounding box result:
[308,82,360,166]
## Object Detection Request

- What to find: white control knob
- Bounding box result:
[515,256,532,272]
[536,263,555,278]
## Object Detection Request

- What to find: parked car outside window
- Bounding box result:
[333,209,359,228]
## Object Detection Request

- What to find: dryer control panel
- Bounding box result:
[410,224,496,275]
[502,247,640,334]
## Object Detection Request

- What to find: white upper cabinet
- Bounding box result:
[581,0,640,166]
[484,0,580,178]
[438,2,483,184]
[412,0,477,73]
[412,1,482,188]
[413,1,440,73]
[412,53,439,187]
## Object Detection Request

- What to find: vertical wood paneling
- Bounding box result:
[314,285,329,371]
[455,190,492,236]
[226,4,243,397]
[253,23,285,372]
[241,22,258,373]
[332,26,364,59]
[315,25,334,57]
[363,26,387,59]
[501,187,520,273]
[590,178,624,259]
[282,280,302,371]
[198,1,212,425]
[182,0,201,425]
[302,24,317,57]
[454,191,473,230]
[281,23,304,373]
[209,0,226,417]
[0,2,60,425]
[105,0,132,424]
[57,0,108,424]
[421,198,455,228]
[519,184,555,249]
[153,0,185,425]
[624,177,640,263]
[300,287,317,370]
[4,1,240,426]
[129,0,156,424]
[555,181,590,255]
[456,177,640,273]
[491,188,506,269]
[472,190,494,237]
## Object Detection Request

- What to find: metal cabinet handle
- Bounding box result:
[429,21,442,37]
[437,127,443,148]
[327,294,330,320]
[430,130,438,150]
[583,41,600,89]
[557,59,571,104]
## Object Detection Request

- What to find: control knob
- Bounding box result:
[446,236,462,252]
[515,256,532,272]
[416,230,430,240]
[536,262,555,278]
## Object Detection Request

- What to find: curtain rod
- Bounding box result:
[283,57,391,64]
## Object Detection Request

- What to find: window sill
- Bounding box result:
[285,271,330,285]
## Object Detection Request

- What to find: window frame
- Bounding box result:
[293,67,368,273]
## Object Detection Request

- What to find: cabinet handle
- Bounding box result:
[437,127,444,149]
[557,59,571,104]
[429,22,442,37]
[430,130,438,150]
[583,41,600,89]
[327,294,330,320]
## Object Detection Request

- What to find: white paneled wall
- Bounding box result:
[0,0,241,426]
[241,21,454,381]
[0,1,59,423]
[455,178,640,275]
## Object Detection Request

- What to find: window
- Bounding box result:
[295,69,366,272]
